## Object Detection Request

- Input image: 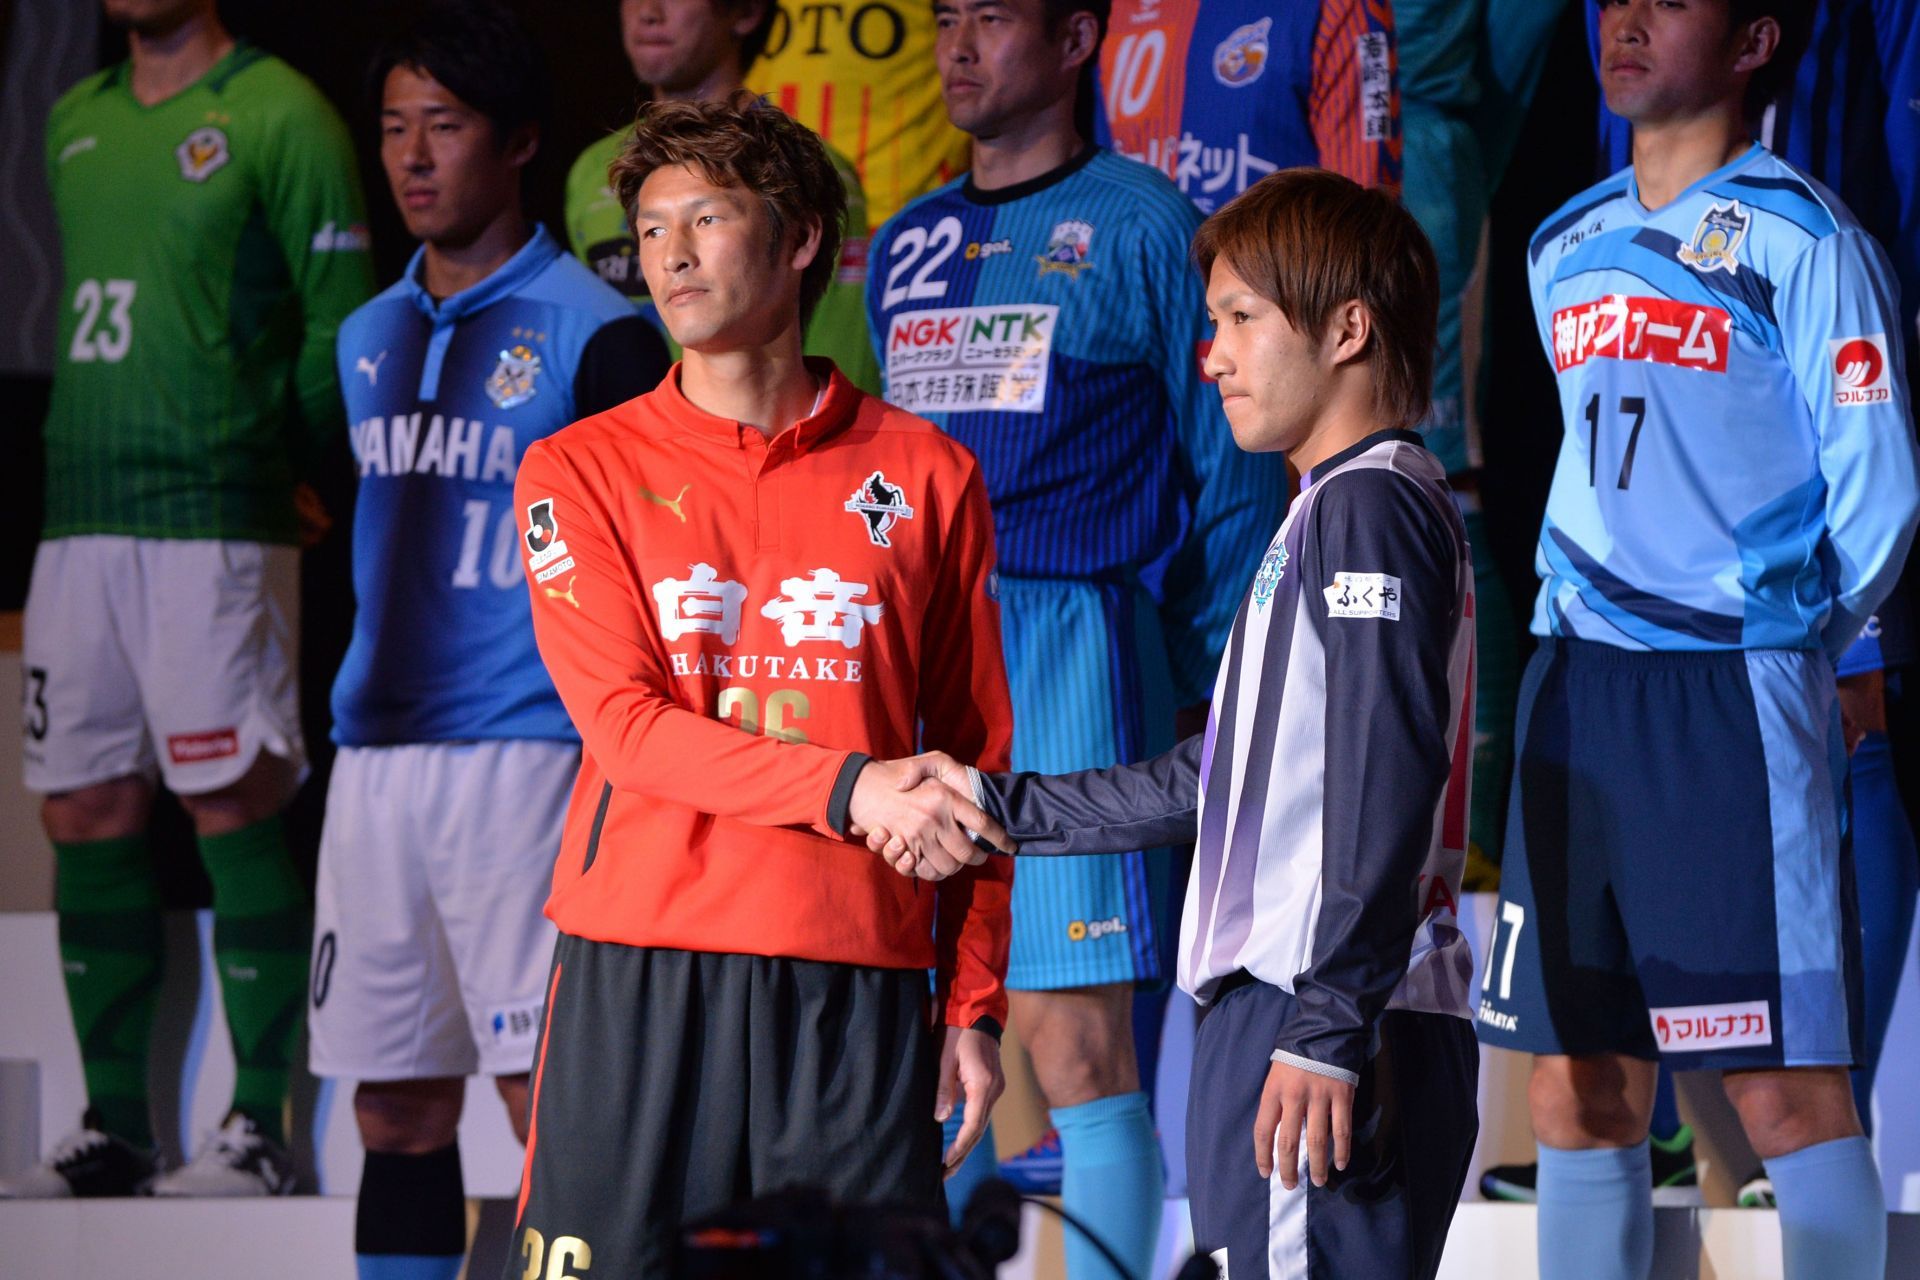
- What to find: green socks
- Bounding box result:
[197,816,310,1147]
[55,835,163,1150]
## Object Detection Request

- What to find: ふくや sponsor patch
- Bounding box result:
[1323,572,1401,620]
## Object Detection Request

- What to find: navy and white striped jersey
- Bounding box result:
[972,430,1476,1081]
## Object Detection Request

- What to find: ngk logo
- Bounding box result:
[1830,334,1891,407]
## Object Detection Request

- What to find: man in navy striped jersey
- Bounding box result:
[866,167,1479,1280]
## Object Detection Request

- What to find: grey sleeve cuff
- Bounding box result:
[1269,1049,1360,1089]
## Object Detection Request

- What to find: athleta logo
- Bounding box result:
[1830,335,1891,407]
[1553,295,1730,374]
[844,471,914,547]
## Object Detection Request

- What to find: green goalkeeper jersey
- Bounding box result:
[564,126,882,395]
[43,41,374,544]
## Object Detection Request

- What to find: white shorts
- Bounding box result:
[21,535,304,796]
[307,740,576,1080]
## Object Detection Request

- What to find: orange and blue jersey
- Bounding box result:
[1092,0,1400,213]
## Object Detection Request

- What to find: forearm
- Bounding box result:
[967,734,1202,856]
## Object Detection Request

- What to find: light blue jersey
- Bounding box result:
[331,227,667,745]
[1527,147,1920,660]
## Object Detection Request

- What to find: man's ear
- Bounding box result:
[1327,299,1371,368]
[788,214,824,274]
[1061,11,1100,75]
[1731,15,1782,79]
[503,122,540,171]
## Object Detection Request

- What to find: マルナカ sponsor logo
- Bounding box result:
[176,126,229,181]
[1830,334,1892,407]
[1650,1000,1772,1052]
[168,728,240,764]
[1324,572,1401,620]
[845,470,914,547]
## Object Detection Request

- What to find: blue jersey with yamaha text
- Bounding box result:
[1527,148,1919,660]
[867,149,1288,699]
[332,226,667,744]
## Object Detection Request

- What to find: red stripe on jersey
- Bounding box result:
[1552,295,1733,373]
[514,961,564,1228]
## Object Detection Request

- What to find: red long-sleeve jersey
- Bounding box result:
[516,360,1014,1031]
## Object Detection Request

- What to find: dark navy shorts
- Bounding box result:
[1474,638,1862,1069]
[1188,977,1478,1280]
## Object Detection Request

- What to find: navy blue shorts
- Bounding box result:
[1188,977,1478,1280]
[1474,638,1862,1069]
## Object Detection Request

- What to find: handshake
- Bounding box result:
[845,752,1017,880]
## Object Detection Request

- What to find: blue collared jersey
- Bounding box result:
[866,149,1288,700]
[1527,148,1919,659]
[332,226,668,745]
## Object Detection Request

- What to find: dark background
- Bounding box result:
[2,0,1602,900]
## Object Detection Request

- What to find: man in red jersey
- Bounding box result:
[507,92,1016,1277]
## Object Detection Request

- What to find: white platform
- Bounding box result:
[3,1197,1918,1280]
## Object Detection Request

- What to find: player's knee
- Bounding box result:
[1724,1068,1861,1159]
[42,776,152,843]
[1023,1017,1138,1107]
[1528,1060,1649,1149]
[177,752,296,834]
[354,1079,464,1153]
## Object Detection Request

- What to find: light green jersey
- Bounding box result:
[563,126,881,395]
[43,42,374,543]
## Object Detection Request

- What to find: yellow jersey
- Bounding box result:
[747,1,969,224]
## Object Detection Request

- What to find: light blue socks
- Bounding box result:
[1054,1091,1162,1279]
[1766,1136,1885,1280]
[1536,1142,1653,1280]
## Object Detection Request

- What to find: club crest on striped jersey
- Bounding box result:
[486,344,542,409]
[1213,18,1271,87]
[176,126,229,181]
[1251,540,1288,611]
[845,470,915,547]
[1037,220,1095,278]
[1676,200,1750,276]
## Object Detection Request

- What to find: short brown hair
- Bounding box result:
[609,91,845,327]
[1192,168,1438,431]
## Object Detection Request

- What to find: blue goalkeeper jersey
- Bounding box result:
[867,148,1288,701]
[1527,147,1919,660]
[331,226,668,745]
